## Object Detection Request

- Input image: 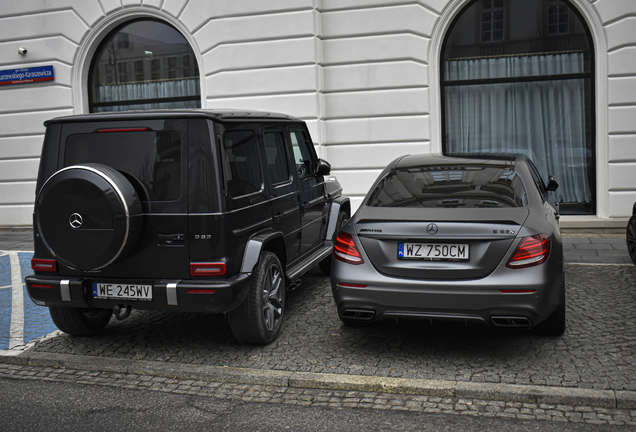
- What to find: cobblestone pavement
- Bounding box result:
[564,237,632,264]
[24,264,636,393]
[1,363,634,426]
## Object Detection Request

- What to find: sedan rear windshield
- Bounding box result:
[65,130,181,201]
[368,165,527,208]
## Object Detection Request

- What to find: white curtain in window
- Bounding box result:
[444,53,590,204]
[96,78,200,111]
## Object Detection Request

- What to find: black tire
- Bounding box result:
[228,252,286,344]
[49,307,112,336]
[35,163,142,271]
[533,275,566,336]
[627,215,636,265]
[319,211,349,276]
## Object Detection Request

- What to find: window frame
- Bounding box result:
[289,129,317,180]
[220,129,265,199]
[262,129,293,188]
[439,0,596,215]
[87,18,201,112]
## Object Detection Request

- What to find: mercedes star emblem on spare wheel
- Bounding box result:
[69,213,83,229]
[426,223,438,235]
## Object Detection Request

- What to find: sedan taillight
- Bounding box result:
[334,232,364,265]
[506,234,551,269]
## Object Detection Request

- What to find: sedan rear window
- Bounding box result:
[368,165,527,208]
[65,130,182,201]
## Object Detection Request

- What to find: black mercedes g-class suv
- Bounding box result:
[25,110,349,344]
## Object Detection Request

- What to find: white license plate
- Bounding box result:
[92,283,152,300]
[398,243,469,260]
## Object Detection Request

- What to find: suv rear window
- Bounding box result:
[65,130,182,201]
[368,165,527,208]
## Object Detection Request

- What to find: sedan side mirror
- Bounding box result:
[316,159,331,176]
[546,175,559,191]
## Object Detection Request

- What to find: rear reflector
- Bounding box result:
[31,284,53,289]
[31,259,57,273]
[337,283,368,288]
[186,289,216,294]
[334,232,364,265]
[506,234,551,269]
[190,262,226,276]
[97,127,148,133]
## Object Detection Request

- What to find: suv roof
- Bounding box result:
[44,109,300,126]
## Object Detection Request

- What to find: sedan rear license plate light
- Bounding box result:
[92,283,152,301]
[398,243,469,260]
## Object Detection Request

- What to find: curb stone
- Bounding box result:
[1,350,634,410]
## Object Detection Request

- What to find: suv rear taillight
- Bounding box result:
[190,262,227,276]
[506,234,551,269]
[31,258,57,273]
[334,232,364,265]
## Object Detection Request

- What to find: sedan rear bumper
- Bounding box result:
[331,260,563,328]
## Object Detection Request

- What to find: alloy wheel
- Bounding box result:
[262,263,284,332]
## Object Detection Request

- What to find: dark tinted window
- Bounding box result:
[290,130,315,178]
[263,131,290,185]
[527,159,548,200]
[222,130,262,198]
[65,130,181,201]
[368,165,527,208]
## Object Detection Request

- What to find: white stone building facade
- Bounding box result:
[0,0,634,227]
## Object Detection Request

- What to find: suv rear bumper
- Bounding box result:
[25,274,252,314]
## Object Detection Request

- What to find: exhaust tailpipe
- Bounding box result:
[341,309,375,321]
[491,316,532,328]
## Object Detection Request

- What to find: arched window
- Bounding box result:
[441,0,595,215]
[89,19,201,112]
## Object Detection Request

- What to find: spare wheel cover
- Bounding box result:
[35,164,142,271]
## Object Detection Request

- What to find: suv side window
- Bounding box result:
[290,130,316,178]
[222,130,263,198]
[263,131,291,185]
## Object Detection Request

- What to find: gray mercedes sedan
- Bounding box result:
[330,153,565,336]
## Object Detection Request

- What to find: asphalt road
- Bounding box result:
[0,377,629,432]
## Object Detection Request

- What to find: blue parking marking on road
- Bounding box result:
[0,254,10,287]
[20,252,57,345]
[0,254,13,350]
[0,252,58,350]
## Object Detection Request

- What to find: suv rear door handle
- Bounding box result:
[158,233,185,247]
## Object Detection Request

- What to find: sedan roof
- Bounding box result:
[393,153,520,170]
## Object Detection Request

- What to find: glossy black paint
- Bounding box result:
[26,110,348,317]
